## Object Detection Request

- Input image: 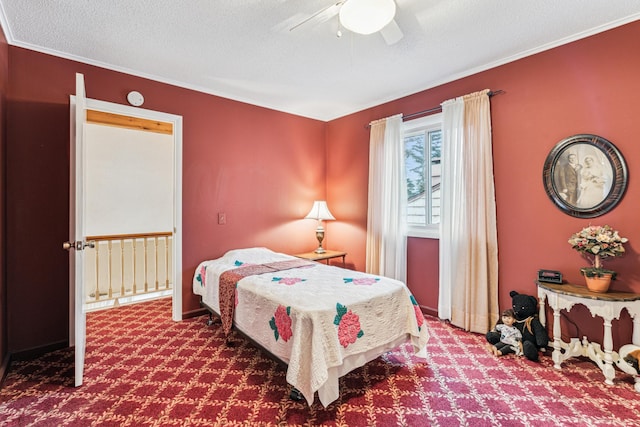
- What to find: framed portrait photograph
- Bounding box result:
[542,134,627,218]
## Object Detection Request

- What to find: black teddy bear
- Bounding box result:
[486,290,549,361]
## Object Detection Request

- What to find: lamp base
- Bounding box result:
[314,226,326,254]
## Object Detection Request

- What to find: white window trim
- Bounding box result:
[407,224,440,239]
[404,113,442,240]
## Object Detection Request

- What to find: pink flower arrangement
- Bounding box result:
[334,303,364,348]
[338,311,362,347]
[197,265,207,287]
[272,277,305,285]
[269,305,292,342]
[568,225,629,278]
[568,225,628,259]
[343,277,379,286]
[413,305,424,328]
[410,295,424,330]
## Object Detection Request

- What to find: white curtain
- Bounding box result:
[366,114,407,282]
[438,90,499,333]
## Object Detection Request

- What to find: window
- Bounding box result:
[404,113,442,238]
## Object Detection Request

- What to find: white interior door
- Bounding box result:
[68,72,87,387]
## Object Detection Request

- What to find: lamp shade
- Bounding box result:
[339,0,396,35]
[304,201,335,221]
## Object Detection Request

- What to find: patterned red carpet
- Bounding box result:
[1,298,639,426]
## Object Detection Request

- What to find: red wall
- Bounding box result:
[4,20,640,355]
[327,21,640,346]
[5,48,326,352]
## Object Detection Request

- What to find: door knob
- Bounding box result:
[63,241,95,251]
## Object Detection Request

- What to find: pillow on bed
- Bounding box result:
[222,247,295,266]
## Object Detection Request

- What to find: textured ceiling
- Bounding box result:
[0,1,639,121]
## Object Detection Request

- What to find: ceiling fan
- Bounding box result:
[289,0,404,45]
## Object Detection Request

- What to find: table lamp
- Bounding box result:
[304,200,335,254]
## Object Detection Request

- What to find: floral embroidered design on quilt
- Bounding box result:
[218,259,315,337]
[334,303,364,348]
[269,305,293,342]
[410,295,425,331]
[272,277,306,285]
[343,277,379,286]
[196,265,207,287]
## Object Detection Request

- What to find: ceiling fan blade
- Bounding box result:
[380,19,404,45]
[289,1,345,32]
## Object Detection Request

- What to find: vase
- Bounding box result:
[584,273,612,293]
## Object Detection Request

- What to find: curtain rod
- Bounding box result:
[366,89,504,128]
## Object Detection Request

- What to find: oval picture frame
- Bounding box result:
[542,134,627,218]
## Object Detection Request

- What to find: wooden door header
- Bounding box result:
[86,109,173,135]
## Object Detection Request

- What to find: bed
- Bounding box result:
[192,247,429,407]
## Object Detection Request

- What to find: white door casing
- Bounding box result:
[68,73,183,386]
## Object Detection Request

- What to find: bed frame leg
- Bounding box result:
[289,387,303,402]
[206,313,219,326]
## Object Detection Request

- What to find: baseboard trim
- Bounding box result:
[0,352,9,389]
[182,308,207,319]
[10,340,68,362]
[0,341,69,390]
[420,305,438,319]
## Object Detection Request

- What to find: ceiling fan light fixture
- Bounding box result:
[339,0,396,35]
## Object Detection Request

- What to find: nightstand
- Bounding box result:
[294,250,347,267]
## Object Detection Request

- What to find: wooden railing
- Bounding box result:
[84,232,173,302]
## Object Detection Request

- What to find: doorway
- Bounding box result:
[81,97,183,322]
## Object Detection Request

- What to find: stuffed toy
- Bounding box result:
[486,290,549,361]
[623,347,640,374]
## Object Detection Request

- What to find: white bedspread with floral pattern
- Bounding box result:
[192,247,429,407]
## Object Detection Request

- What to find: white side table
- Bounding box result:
[537,281,640,392]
